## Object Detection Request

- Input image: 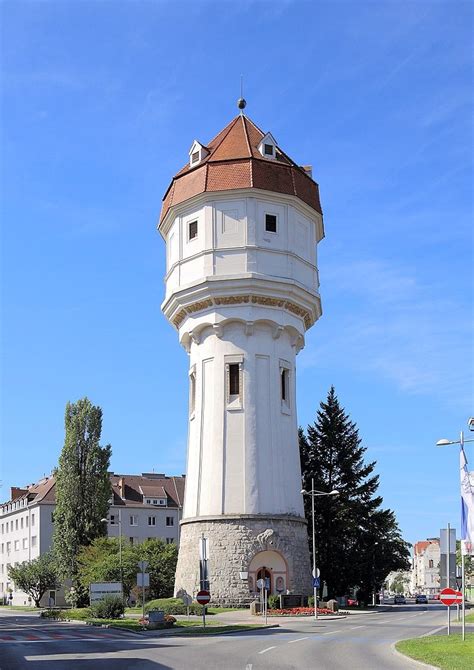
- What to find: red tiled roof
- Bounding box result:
[414,539,439,555]
[160,114,322,223]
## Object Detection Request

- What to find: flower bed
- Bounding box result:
[266,607,335,616]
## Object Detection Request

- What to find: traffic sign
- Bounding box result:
[256,578,265,589]
[196,590,211,605]
[312,568,320,578]
[137,573,150,587]
[440,587,463,606]
[313,577,320,588]
[137,560,149,572]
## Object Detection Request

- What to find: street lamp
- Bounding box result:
[101,509,123,592]
[435,425,474,641]
[301,479,339,620]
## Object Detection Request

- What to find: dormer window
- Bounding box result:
[188,140,209,167]
[258,132,277,159]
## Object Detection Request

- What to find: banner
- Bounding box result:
[460,447,474,555]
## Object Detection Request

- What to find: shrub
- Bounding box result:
[145,597,208,616]
[90,595,124,620]
[164,614,176,624]
[268,595,280,610]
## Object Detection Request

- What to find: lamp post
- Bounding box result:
[301,480,339,620]
[102,509,123,594]
[435,423,474,642]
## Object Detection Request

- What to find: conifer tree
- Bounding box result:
[300,387,410,600]
[53,398,112,583]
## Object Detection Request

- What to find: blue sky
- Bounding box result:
[1,0,472,548]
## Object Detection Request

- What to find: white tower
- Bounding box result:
[159,106,324,604]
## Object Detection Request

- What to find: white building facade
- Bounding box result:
[160,110,324,603]
[411,539,441,596]
[0,472,184,606]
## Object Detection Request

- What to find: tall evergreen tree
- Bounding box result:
[53,398,112,582]
[300,387,410,600]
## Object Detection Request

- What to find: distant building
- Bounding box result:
[411,538,440,596]
[0,471,184,606]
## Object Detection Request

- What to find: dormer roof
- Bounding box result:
[160,114,323,225]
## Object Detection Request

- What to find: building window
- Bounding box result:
[189,369,196,418]
[191,151,200,164]
[14,540,19,551]
[229,364,240,396]
[20,518,23,529]
[188,220,198,240]
[264,143,274,156]
[25,516,28,528]
[110,515,117,525]
[166,516,174,527]
[15,520,18,530]
[22,538,28,550]
[148,516,156,527]
[6,542,11,553]
[166,538,174,544]
[281,368,289,402]
[31,536,37,547]
[265,214,277,233]
[429,560,434,568]
[51,512,55,523]
[31,514,35,527]
[0,543,3,554]
[130,515,138,526]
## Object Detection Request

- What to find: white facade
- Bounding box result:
[411,540,441,595]
[162,185,323,601]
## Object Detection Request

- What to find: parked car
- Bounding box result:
[394,595,406,604]
[431,594,440,600]
[415,594,428,604]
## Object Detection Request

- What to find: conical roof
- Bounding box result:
[160,114,322,225]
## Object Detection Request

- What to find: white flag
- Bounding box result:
[460,447,474,555]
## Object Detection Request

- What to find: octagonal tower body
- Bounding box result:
[159,114,324,604]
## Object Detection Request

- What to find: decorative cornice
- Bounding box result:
[172,294,312,330]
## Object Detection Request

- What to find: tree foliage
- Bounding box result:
[299,387,411,600]
[53,398,112,581]
[7,553,60,607]
[76,537,178,601]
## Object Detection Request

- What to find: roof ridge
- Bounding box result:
[241,116,253,157]
[207,115,241,156]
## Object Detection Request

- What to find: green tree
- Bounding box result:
[7,553,60,607]
[299,387,411,600]
[76,537,178,601]
[53,398,112,583]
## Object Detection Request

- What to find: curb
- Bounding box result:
[390,641,438,670]
[108,623,280,637]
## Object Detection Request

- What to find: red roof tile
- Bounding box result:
[160,114,322,223]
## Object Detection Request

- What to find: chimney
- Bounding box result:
[118,477,125,500]
[11,487,27,501]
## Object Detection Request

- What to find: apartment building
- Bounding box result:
[411,538,440,596]
[0,471,184,606]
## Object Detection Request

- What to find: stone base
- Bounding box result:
[174,514,311,606]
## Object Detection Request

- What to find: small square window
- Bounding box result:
[189,220,198,240]
[264,143,274,156]
[265,214,277,233]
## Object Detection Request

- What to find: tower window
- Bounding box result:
[229,364,240,396]
[265,214,277,233]
[189,220,198,240]
[189,369,196,418]
[191,151,200,164]
[281,368,288,402]
[264,143,274,156]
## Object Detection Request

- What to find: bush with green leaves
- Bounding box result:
[90,595,124,619]
[145,597,211,616]
[268,595,280,610]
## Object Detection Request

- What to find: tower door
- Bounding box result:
[257,567,271,593]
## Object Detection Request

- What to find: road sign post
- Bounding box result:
[440,587,463,636]
[137,561,149,628]
[196,590,211,628]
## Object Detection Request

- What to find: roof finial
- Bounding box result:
[237,75,246,114]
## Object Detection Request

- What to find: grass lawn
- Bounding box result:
[396,633,474,670]
[88,618,266,635]
[465,611,474,624]
[88,618,145,632]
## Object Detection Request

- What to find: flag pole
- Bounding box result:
[461,431,465,642]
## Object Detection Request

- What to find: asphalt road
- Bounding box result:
[0,606,460,670]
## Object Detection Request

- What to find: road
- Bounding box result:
[0,605,460,669]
